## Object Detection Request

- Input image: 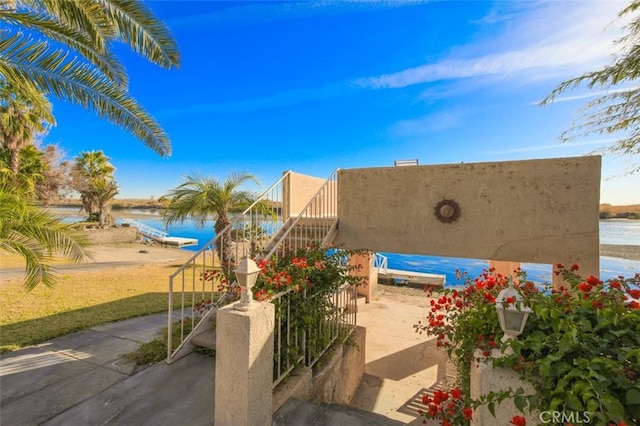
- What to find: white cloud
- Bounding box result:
[359,0,628,90]
[483,139,616,155]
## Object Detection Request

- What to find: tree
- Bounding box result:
[163,172,259,266]
[94,177,119,227]
[0,143,45,194]
[541,1,640,173]
[35,144,72,205]
[0,80,54,177]
[0,182,87,290]
[0,0,180,156]
[71,150,116,221]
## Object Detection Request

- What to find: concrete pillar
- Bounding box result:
[214,302,275,426]
[488,260,521,284]
[470,349,538,425]
[349,251,377,303]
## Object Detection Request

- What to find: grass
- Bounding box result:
[0,263,210,353]
[600,203,640,219]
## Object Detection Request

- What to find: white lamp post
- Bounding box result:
[495,278,532,352]
[233,258,261,311]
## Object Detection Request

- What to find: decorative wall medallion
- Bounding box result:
[434,199,461,223]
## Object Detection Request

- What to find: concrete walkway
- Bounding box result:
[1,285,447,425]
[0,313,214,426]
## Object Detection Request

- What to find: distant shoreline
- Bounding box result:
[600,244,640,262]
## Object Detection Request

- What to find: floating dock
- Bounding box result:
[378,268,446,286]
[118,218,198,247]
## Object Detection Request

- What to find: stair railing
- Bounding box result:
[373,252,388,275]
[119,217,169,239]
[263,169,339,261]
[166,172,290,363]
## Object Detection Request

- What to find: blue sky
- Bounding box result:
[42,0,640,204]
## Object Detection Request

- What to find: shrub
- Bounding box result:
[416,266,640,425]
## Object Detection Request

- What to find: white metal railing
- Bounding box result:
[119,217,168,240]
[373,252,388,275]
[166,172,290,363]
[271,282,357,388]
[263,169,339,261]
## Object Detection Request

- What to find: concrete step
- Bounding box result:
[191,329,216,350]
[273,398,404,426]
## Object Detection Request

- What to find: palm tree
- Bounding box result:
[94,177,119,227]
[0,0,180,156]
[0,80,54,177]
[0,143,46,195]
[163,172,259,266]
[71,150,116,217]
[0,182,87,290]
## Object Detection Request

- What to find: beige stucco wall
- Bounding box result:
[334,156,600,277]
[283,171,334,220]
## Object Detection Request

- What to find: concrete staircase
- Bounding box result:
[261,216,337,256]
[190,312,217,351]
[273,398,404,426]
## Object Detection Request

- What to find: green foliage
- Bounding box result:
[0,181,88,290]
[1,0,180,156]
[417,266,640,425]
[125,318,214,367]
[542,1,640,173]
[253,246,367,379]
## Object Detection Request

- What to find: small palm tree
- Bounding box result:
[71,150,116,217]
[163,172,259,266]
[0,182,87,290]
[94,178,119,227]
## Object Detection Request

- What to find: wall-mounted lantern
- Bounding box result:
[495,278,532,350]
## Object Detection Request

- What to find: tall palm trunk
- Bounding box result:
[5,137,21,177]
[215,214,234,280]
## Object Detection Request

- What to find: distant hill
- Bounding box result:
[600,204,640,219]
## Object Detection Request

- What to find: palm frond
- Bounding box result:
[99,0,180,69]
[0,10,128,85]
[0,32,172,156]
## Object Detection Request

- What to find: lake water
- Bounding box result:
[60,208,640,285]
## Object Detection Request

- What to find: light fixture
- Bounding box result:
[495,278,532,352]
[233,258,261,311]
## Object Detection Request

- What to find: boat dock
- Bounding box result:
[118,218,198,247]
[374,253,446,286]
[378,268,446,286]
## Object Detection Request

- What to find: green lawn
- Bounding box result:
[0,263,206,353]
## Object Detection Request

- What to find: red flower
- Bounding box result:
[628,300,640,309]
[578,282,592,293]
[421,394,431,405]
[571,263,580,271]
[442,420,451,426]
[462,407,473,420]
[610,280,621,290]
[450,387,462,400]
[505,296,515,304]
[627,289,640,299]
[556,263,564,269]
[510,415,526,426]
[586,275,601,286]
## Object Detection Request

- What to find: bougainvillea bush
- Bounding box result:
[415,266,640,425]
[252,245,367,374]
